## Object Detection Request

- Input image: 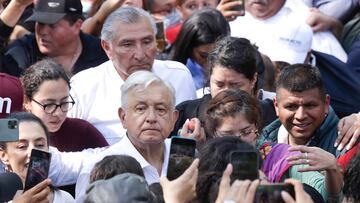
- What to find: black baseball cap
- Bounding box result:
[26,0,82,24]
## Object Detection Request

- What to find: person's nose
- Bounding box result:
[52,105,64,117]
[294,106,307,120]
[145,108,157,124]
[133,43,146,61]
[26,144,35,159]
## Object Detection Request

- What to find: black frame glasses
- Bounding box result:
[31,95,75,114]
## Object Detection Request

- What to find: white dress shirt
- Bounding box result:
[75,135,171,201]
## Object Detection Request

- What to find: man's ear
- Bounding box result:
[251,72,258,89]
[118,107,127,129]
[324,94,331,115]
[273,97,280,116]
[23,97,32,112]
[172,110,179,123]
[73,18,83,33]
[101,40,113,60]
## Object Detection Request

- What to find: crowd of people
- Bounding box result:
[0,0,360,202]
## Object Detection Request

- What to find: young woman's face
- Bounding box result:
[210,65,256,97]
[25,79,70,132]
[215,113,258,145]
[0,121,48,183]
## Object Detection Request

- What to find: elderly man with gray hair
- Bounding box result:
[68,6,196,145]
[74,70,180,199]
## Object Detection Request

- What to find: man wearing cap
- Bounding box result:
[229,0,347,63]
[0,0,108,77]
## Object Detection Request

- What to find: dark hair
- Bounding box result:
[89,155,144,183]
[208,36,261,93]
[171,9,230,65]
[0,112,49,151]
[20,58,70,100]
[205,89,261,138]
[276,64,326,100]
[196,136,260,203]
[343,149,360,202]
[63,13,85,25]
[149,183,165,203]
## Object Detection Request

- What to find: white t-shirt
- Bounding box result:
[68,60,196,145]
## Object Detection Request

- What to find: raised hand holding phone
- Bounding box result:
[24,149,51,191]
[217,0,245,21]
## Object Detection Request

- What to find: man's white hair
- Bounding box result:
[121,71,176,109]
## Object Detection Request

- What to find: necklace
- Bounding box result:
[63,39,82,77]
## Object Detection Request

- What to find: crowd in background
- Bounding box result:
[0,0,360,202]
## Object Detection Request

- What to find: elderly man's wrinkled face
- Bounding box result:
[102,17,158,80]
[274,87,330,145]
[119,83,178,148]
[245,0,285,20]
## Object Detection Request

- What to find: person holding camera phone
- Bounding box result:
[215,163,314,203]
[0,112,74,202]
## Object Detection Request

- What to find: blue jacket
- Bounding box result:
[257,107,340,157]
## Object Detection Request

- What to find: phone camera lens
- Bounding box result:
[8,120,18,129]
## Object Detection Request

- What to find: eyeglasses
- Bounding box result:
[31,95,75,114]
[216,129,259,138]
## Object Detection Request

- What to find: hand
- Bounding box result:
[306,8,332,32]
[12,179,51,203]
[215,164,259,203]
[281,178,314,203]
[179,118,206,143]
[160,159,199,203]
[336,112,360,151]
[217,0,245,22]
[287,145,337,172]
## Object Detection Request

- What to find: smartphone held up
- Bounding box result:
[167,137,196,181]
[0,118,19,142]
[255,183,295,203]
[230,150,259,181]
[24,149,51,191]
[231,0,245,13]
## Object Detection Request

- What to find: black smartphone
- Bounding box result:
[230,150,259,181]
[24,149,51,191]
[254,183,295,203]
[231,0,245,13]
[0,119,19,142]
[167,137,196,181]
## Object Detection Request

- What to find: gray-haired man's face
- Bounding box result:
[102,17,158,80]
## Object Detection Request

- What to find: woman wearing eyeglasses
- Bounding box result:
[20,59,108,152]
[204,88,261,145]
